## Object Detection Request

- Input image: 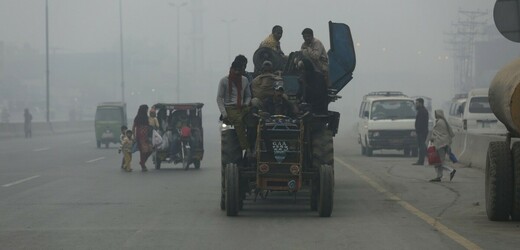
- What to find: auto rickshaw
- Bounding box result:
[94,102,127,148]
[152,103,204,170]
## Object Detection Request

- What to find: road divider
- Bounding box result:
[450,132,519,170]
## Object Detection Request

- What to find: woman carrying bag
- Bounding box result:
[429,110,456,182]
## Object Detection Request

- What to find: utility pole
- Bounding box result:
[444,9,488,93]
[169,1,187,102]
[221,18,236,64]
[45,0,50,123]
[119,0,125,103]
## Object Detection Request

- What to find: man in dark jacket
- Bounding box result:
[413,98,429,165]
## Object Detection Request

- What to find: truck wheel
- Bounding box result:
[511,142,520,220]
[365,137,373,157]
[194,160,201,169]
[225,163,240,216]
[366,148,373,157]
[318,164,334,217]
[96,140,101,148]
[485,141,513,221]
[361,145,366,155]
[312,129,334,169]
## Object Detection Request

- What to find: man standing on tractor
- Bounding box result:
[217,60,252,157]
[301,28,329,85]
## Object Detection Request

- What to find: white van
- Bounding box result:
[357,92,417,157]
[462,88,507,135]
[447,97,466,133]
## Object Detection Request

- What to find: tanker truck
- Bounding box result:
[485,57,520,221]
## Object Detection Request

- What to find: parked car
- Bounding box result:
[462,88,507,135]
[447,97,466,133]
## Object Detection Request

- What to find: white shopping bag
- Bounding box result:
[152,130,163,147]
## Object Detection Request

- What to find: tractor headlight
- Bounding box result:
[259,164,270,174]
[290,165,300,175]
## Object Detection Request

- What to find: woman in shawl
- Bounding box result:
[132,104,152,171]
[429,110,456,182]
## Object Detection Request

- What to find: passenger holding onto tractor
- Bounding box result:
[262,83,298,117]
[259,25,286,57]
[251,61,282,105]
[300,28,329,84]
[217,60,252,156]
[233,54,254,83]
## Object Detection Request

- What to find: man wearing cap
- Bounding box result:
[262,83,298,117]
[217,60,252,153]
[300,28,329,80]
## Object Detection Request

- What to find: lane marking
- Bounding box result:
[86,157,105,163]
[33,147,50,152]
[335,157,482,250]
[2,175,40,187]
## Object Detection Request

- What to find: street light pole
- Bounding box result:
[169,1,187,103]
[45,0,50,123]
[119,0,125,103]
[221,18,236,64]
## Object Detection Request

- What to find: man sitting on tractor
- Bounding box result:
[262,83,298,117]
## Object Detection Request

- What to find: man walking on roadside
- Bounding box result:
[413,98,429,165]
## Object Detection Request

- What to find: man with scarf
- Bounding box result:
[217,60,252,155]
[429,110,456,182]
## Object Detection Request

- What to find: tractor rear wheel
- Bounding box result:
[318,164,334,217]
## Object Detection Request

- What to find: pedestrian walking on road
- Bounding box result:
[413,98,429,165]
[132,104,152,172]
[118,125,128,169]
[121,130,134,172]
[429,110,456,182]
[24,108,32,138]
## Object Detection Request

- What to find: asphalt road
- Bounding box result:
[0,121,519,250]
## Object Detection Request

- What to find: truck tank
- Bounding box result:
[489,57,520,136]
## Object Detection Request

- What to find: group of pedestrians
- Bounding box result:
[119,104,158,173]
[413,98,456,182]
